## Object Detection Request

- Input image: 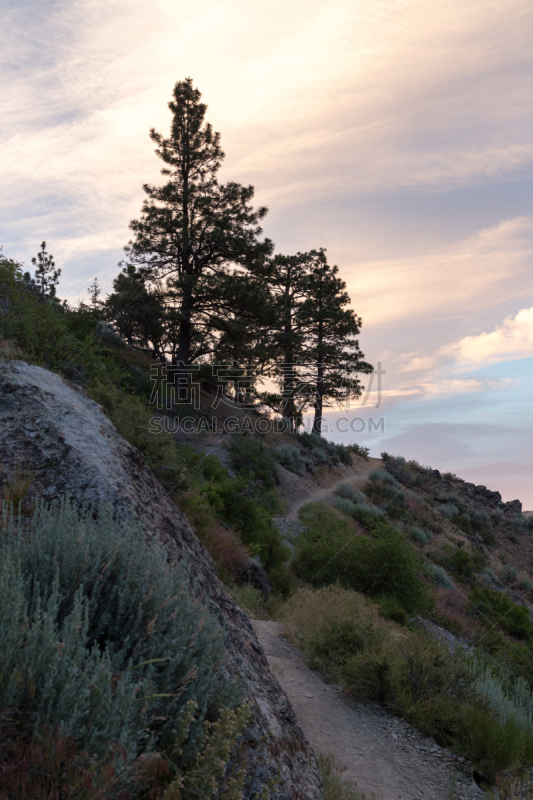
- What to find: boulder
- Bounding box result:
[0,361,323,800]
[505,498,523,515]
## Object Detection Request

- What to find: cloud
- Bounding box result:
[345,215,533,330]
[449,306,533,365]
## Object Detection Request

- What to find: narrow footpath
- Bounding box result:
[252,620,484,800]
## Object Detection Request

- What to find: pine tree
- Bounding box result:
[263,252,314,429]
[105,264,168,359]
[297,250,373,435]
[29,241,61,299]
[120,78,273,365]
[87,277,101,307]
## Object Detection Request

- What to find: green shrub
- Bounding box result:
[440,502,459,519]
[482,567,495,583]
[470,587,533,640]
[275,444,312,475]
[228,434,279,488]
[458,704,533,777]
[280,585,384,674]
[431,565,454,590]
[501,565,519,584]
[468,669,533,774]
[350,443,370,461]
[369,469,398,486]
[471,509,490,524]
[297,432,354,467]
[410,526,428,545]
[468,509,495,545]
[294,503,428,612]
[334,497,357,515]
[373,594,408,626]
[203,476,290,578]
[365,471,406,515]
[0,498,238,787]
[280,587,533,777]
[335,482,365,504]
[436,492,459,504]
[351,504,386,523]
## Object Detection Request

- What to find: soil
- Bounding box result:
[282,455,382,519]
[252,620,485,800]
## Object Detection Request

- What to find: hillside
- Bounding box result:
[2,255,533,800]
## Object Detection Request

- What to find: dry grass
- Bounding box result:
[0,334,21,361]
[433,587,475,639]
[317,753,377,800]
[0,466,35,524]
[279,584,384,652]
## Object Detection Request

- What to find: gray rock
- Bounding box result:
[0,361,324,800]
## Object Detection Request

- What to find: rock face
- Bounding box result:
[0,361,324,800]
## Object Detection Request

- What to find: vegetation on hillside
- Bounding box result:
[0,499,248,799]
[2,75,533,797]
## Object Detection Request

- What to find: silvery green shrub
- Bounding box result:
[335,482,366,505]
[471,509,490,524]
[439,503,459,519]
[431,565,454,590]
[410,526,428,545]
[0,498,236,764]
[436,492,459,504]
[482,567,495,583]
[334,497,357,516]
[353,504,386,520]
[501,565,518,584]
[275,444,313,475]
[369,469,397,486]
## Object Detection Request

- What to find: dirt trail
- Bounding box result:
[252,620,483,800]
[284,456,381,520]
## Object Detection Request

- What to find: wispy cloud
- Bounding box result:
[449,307,533,366]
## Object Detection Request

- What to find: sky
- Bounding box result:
[1,0,532,506]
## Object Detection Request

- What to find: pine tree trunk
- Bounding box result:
[312,315,324,436]
[312,359,323,435]
[177,285,192,365]
[281,275,296,431]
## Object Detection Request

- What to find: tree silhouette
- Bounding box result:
[29,242,61,299]
[297,250,373,435]
[122,78,272,365]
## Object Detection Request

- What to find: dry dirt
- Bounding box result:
[282,455,382,519]
[252,620,485,800]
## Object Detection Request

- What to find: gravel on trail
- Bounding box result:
[252,620,485,800]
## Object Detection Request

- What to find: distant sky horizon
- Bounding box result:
[2,0,532,506]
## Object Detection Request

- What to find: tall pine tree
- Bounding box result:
[118,78,272,365]
[263,252,314,429]
[297,250,373,435]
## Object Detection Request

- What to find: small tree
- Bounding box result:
[87,277,101,307]
[105,264,168,359]
[121,77,273,365]
[28,241,61,299]
[297,250,372,435]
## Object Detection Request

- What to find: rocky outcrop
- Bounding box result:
[0,361,324,800]
[462,481,522,514]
